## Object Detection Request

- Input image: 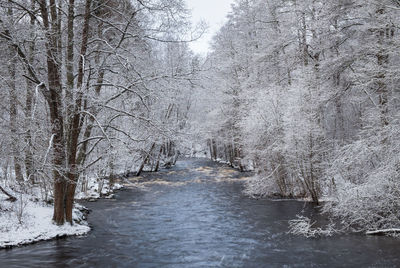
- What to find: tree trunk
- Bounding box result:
[25,0,36,184]
[7,4,24,183]
[39,0,67,225]
[8,55,24,182]
[65,0,92,224]
[376,14,389,127]
[136,143,156,176]
[212,139,217,160]
[301,12,309,66]
[154,145,163,172]
[0,185,17,202]
[208,139,213,160]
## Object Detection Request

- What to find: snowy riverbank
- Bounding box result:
[75,176,124,200]
[0,178,124,249]
[0,199,90,249]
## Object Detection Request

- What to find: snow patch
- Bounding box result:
[75,176,123,200]
[0,200,90,249]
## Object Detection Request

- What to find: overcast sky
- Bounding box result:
[186,0,235,55]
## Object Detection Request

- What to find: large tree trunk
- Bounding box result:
[39,0,67,225]
[65,0,92,224]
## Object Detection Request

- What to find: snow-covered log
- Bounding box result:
[366,229,400,236]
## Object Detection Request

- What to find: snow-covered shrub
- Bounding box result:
[288,215,335,238]
[323,123,400,232]
[242,69,331,203]
[245,174,282,198]
[14,194,28,224]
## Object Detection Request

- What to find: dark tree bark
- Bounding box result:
[7,4,24,183]
[154,145,164,172]
[0,185,17,202]
[76,0,106,168]
[136,143,156,176]
[25,0,36,184]
[65,0,92,224]
[39,0,67,225]
[8,52,24,183]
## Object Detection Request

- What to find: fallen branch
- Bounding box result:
[0,185,17,202]
[366,229,400,236]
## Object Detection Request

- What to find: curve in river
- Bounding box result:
[1,158,400,267]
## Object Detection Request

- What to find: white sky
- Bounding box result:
[186,0,235,55]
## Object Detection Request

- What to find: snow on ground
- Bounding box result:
[75,176,124,200]
[0,176,124,249]
[0,197,90,249]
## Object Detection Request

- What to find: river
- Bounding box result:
[1,158,399,267]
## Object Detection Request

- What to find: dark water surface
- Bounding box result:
[1,158,400,267]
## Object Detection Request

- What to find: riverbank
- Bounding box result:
[0,178,124,249]
[0,199,90,249]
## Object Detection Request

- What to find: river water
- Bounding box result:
[1,158,400,267]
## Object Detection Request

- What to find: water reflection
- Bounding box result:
[0,158,399,267]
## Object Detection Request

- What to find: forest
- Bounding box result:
[200,0,400,234]
[1,0,400,250]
